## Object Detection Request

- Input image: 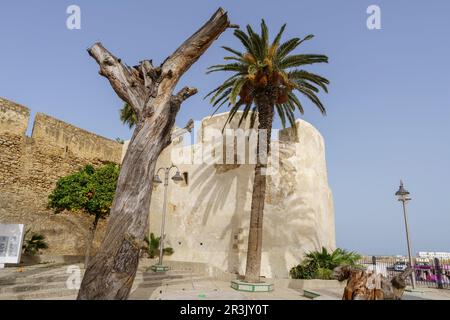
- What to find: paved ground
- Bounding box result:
[1,263,449,300]
[130,279,310,300]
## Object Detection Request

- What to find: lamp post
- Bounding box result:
[150,165,183,272]
[395,180,416,289]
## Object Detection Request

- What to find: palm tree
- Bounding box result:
[120,103,138,129]
[206,20,329,283]
[305,247,361,270]
[22,229,49,256]
[142,233,174,259]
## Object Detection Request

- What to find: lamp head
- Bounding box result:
[171,171,184,182]
[395,180,411,201]
[153,174,162,184]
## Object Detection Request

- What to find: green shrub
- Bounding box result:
[290,247,361,279]
[22,229,49,256]
[142,233,174,259]
[48,163,120,265]
[289,263,316,279]
[314,267,333,280]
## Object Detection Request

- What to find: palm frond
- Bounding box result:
[272,23,287,47]
[296,87,327,115]
[276,38,301,61]
[120,103,138,129]
[289,70,330,93]
[207,63,247,74]
[279,54,328,69]
[233,29,254,53]
[221,46,243,57]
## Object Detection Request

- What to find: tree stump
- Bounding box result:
[332,265,413,300]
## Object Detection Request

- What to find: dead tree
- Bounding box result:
[77,8,230,300]
[333,265,413,300]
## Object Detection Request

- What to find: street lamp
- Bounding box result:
[150,164,183,272]
[395,180,416,289]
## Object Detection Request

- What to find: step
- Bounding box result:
[132,276,213,289]
[0,273,80,286]
[138,273,204,281]
[0,280,79,294]
[0,274,211,298]
[0,266,83,279]
[0,287,79,300]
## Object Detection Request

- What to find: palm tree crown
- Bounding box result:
[120,103,138,129]
[206,20,330,129]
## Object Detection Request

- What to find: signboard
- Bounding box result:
[0,224,25,266]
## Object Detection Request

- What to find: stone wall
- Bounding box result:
[0,98,123,255]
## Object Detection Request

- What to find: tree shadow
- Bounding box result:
[190,161,253,274]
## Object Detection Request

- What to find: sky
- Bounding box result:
[0,0,449,256]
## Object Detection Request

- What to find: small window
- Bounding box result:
[183,172,189,185]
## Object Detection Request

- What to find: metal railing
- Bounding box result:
[357,256,450,289]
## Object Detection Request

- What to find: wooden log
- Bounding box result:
[332,265,413,300]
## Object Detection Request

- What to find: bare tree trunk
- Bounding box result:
[334,266,413,300]
[244,101,274,283]
[77,8,230,300]
[84,214,100,268]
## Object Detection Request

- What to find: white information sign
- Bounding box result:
[0,224,25,266]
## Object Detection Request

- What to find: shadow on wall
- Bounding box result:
[186,134,326,278]
[263,142,323,278]
[190,160,253,275]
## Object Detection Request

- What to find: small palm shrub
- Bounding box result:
[142,233,174,259]
[22,229,49,256]
[290,247,361,280]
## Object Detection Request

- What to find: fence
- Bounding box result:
[357,256,450,289]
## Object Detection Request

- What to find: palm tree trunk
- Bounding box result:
[244,102,274,283]
[84,214,100,268]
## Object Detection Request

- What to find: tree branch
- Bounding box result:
[159,8,230,98]
[171,119,195,140]
[172,87,198,104]
[88,43,147,117]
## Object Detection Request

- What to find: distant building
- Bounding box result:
[418,252,450,259]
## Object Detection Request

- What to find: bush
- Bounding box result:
[48,163,120,265]
[142,233,174,259]
[314,267,333,280]
[22,229,49,256]
[289,263,316,279]
[290,247,361,280]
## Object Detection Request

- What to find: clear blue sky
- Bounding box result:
[1,1,449,256]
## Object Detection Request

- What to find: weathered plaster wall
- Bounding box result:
[146,112,336,279]
[0,98,123,255]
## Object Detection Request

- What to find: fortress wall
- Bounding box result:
[0,98,30,135]
[0,98,123,255]
[0,99,30,190]
[31,113,122,163]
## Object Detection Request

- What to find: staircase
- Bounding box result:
[0,263,212,300]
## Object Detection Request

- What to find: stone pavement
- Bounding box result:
[130,278,310,300]
[1,262,449,300]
